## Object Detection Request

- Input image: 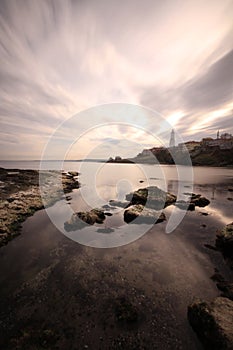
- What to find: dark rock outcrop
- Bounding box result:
[191,194,210,207]
[175,193,210,211]
[64,209,106,231]
[0,169,80,247]
[124,204,166,224]
[109,200,130,208]
[217,282,233,301]
[216,223,233,268]
[125,186,176,210]
[175,200,195,211]
[188,297,233,349]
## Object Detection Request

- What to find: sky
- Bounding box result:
[0,0,232,160]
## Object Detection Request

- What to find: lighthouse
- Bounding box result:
[169,129,175,148]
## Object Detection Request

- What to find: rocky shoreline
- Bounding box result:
[0,168,80,247]
[1,168,233,349]
[188,222,233,349]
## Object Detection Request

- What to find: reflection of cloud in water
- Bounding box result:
[196,206,232,226]
[116,179,133,201]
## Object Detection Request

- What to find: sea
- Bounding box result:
[0,160,233,349]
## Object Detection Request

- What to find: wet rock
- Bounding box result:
[109,200,130,208]
[0,168,80,247]
[125,186,176,210]
[182,193,210,208]
[217,282,233,301]
[67,171,79,177]
[211,273,225,283]
[188,297,233,349]
[7,197,14,203]
[102,204,113,210]
[64,209,106,231]
[124,204,166,224]
[191,195,210,207]
[216,223,233,263]
[175,200,195,211]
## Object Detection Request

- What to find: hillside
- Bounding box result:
[191,147,233,166]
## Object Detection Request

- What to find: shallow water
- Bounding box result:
[0,163,232,349]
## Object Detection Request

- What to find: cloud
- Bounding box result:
[0,0,232,159]
[181,49,233,111]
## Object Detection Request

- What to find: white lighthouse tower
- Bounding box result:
[169,129,175,148]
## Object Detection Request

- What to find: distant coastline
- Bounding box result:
[106,132,233,167]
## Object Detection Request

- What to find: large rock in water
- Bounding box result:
[188,297,233,349]
[175,193,210,210]
[124,204,166,224]
[125,186,176,210]
[190,194,210,207]
[216,223,233,268]
[64,209,105,231]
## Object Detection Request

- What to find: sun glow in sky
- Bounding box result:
[0,0,232,159]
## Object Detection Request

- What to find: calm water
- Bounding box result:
[0,161,233,349]
[1,159,232,184]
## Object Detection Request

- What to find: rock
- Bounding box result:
[191,195,210,207]
[184,193,210,207]
[216,223,233,262]
[217,282,233,301]
[67,171,79,177]
[0,169,80,247]
[188,297,233,349]
[102,204,113,210]
[64,209,106,231]
[109,200,130,208]
[125,186,176,210]
[175,200,195,211]
[124,204,166,224]
[211,273,225,283]
[125,188,148,205]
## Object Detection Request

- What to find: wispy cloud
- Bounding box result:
[0,0,232,159]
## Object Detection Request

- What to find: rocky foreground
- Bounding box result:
[64,186,211,231]
[0,168,79,247]
[188,223,233,349]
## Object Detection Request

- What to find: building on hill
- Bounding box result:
[201,133,233,150]
[221,132,232,140]
[178,141,201,152]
